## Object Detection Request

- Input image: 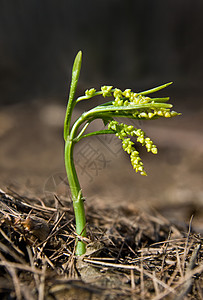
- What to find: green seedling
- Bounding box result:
[64,51,180,255]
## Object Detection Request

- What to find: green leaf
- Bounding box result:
[72,51,82,85]
[149,97,170,102]
[137,82,173,96]
[94,102,173,113]
[64,51,83,140]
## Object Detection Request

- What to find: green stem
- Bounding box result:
[64,138,86,255]
[64,51,86,255]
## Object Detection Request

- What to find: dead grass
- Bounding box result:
[0,188,202,300]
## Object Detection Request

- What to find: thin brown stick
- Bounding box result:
[182,215,193,271]
[152,270,160,297]
[160,230,171,280]
[0,241,25,264]
[131,269,135,290]
[140,250,145,299]
[38,260,47,300]
[0,253,22,300]
[0,260,44,274]
[83,259,175,294]
[175,244,201,300]
[0,228,25,256]
[26,246,40,290]
[176,247,184,278]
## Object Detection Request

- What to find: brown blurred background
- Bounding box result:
[0,0,203,232]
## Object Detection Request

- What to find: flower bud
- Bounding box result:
[101,86,113,97]
[151,147,158,154]
[123,89,131,98]
[164,111,171,118]
[85,88,96,97]
[157,110,164,116]
[148,112,154,118]
[139,112,148,118]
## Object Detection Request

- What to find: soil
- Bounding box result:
[0,97,202,299]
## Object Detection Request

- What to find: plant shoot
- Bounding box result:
[64,51,180,255]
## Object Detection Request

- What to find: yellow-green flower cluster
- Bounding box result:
[132,108,180,119]
[84,86,180,121]
[133,128,158,154]
[112,88,150,107]
[108,120,158,176]
[109,87,180,120]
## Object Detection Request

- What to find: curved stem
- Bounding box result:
[76,91,103,103]
[64,138,86,255]
[75,129,115,142]
[74,122,90,142]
